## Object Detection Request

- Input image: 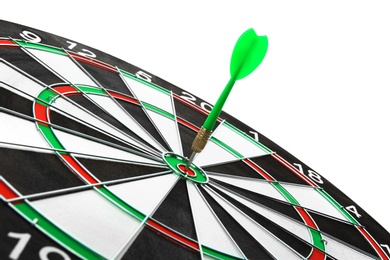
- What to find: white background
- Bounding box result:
[3,1,390,233]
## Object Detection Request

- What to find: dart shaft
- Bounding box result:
[203,76,236,131]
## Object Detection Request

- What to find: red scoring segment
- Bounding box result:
[0,39,18,47]
[177,164,197,177]
[0,180,19,200]
[70,53,116,72]
[147,219,199,251]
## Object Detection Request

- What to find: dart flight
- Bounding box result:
[187,28,268,167]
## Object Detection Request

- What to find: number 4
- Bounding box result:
[249,131,259,141]
[345,205,362,218]
[381,244,390,256]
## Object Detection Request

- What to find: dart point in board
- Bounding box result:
[187,28,268,168]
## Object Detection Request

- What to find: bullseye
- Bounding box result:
[177,164,196,177]
[162,152,208,184]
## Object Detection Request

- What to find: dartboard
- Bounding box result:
[1,20,389,260]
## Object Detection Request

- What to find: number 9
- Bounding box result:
[19,31,41,43]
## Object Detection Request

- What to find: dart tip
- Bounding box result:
[186,151,197,170]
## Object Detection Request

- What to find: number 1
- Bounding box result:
[7,232,70,260]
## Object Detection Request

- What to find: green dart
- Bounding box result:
[187,28,268,168]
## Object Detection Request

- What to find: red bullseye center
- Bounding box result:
[178,164,196,177]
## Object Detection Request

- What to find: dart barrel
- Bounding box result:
[191,127,213,153]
